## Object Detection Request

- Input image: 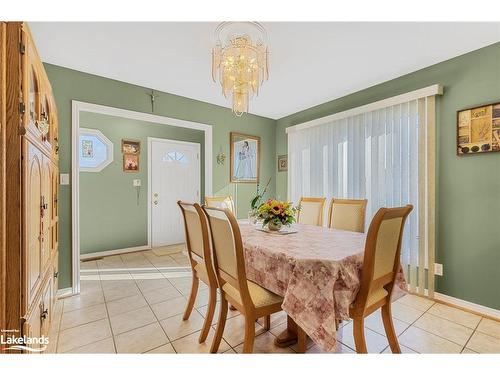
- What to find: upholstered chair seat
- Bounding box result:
[222,280,283,309]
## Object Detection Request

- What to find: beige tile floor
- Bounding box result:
[47,249,500,354]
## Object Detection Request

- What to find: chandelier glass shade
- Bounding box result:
[212,22,269,116]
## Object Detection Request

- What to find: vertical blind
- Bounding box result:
[287,87,439,296]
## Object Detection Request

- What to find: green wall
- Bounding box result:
[45,63,276,288]
[47,42,500,309]
[275,43,500,309]
[79,111,205,255]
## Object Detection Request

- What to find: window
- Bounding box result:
[79,128,114,172]
[162,151,188,164]
[287,85,440,296]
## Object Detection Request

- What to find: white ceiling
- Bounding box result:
[30,22,500,119]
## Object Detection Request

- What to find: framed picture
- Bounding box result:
[230,132,260,183]
[122,139,141,155]
[278,155,288,172]
[457,102,500,155]
[123,153,139,172]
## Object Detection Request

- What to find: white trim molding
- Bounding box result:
[286,84,443,134]
[56,287,74,299]
[71,100,213,295]
[80,245,151,261]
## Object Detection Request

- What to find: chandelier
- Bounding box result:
[212,22,269,116]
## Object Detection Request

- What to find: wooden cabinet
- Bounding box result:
[0,22,59,353]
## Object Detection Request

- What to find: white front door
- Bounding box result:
[150,138,200,247]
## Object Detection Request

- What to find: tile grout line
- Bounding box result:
[460,317,483,353]
[397,299,481,353]
[147,250,232,353]
[52,298,64,354]
[70,252,497,354]
[410,315,476,348]
[97,252,204,350]
[425,305,484,331]
[98,264,118,354]
[57,276,109,353]
[62,272,116,353]
[88,256,280,353]
[389,300,438,354]
[126,253,178,353]
[393,300,435,341]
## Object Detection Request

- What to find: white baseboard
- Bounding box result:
[56,287,74,299]
[434,292,500,320]
[80,245,151,261]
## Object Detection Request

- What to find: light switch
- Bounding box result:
[60,173,70,185]
[133,179,141,187]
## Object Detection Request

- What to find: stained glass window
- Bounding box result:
[79,128,114,172]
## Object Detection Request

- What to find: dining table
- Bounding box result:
[238,219,406,353]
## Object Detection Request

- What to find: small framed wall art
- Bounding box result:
[457,102,500,155]
[277,155,288,172]
[122,139,141,154]
[123,153,139,172]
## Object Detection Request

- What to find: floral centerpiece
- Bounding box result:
[256,199,299,231]
[248,177,271,222]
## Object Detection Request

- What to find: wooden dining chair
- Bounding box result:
[204,195,236,214]
[202,206,284,353]
[297,197,326,226]
[177,201,218,344]
[348,204,413,353]
[327,198,368,233]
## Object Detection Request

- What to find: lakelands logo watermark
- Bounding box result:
[1,329,49,353]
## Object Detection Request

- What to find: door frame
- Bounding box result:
[147,137,201,247]
[71,100,212,295]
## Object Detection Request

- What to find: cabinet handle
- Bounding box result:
[41,308,48,320]
[40,196,47,217]
[54,271,58,278]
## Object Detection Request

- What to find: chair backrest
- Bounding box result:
[352,205,413,314]
[202,206,254,309]
[204,196,235,214]
[297,197,326,226]
[177,201,217,283]
[328,198,368,233]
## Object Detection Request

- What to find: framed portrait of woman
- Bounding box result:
[230,132,260,183]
